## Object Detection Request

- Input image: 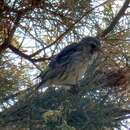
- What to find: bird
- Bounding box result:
[37,36,101,90]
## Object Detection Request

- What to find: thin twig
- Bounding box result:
[27,0,112,57]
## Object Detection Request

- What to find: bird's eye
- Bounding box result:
[91,43,96,49]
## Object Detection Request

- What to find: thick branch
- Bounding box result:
[8,44,33,62]
[98,0,130,38]
[8,44,51,62]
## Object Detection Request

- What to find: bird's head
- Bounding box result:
[80,36,101,54]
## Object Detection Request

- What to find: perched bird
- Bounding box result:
[37,36,101,89]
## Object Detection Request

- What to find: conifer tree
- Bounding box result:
[0,0,130,129]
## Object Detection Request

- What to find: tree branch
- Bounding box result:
[8,44,51,62]
[27,0,112,57]
[8,45,33,62]
[8,44,51,71]
[98,0,130,38]
[0,1,44,54]
[0,12,22,53]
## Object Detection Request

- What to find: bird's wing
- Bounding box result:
[49,42,78,67]
[40,42,79,83]
[40,65,62,82]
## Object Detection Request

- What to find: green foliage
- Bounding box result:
[0,54,32,106]
[0,61,126,130]
[103,3,114,25]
